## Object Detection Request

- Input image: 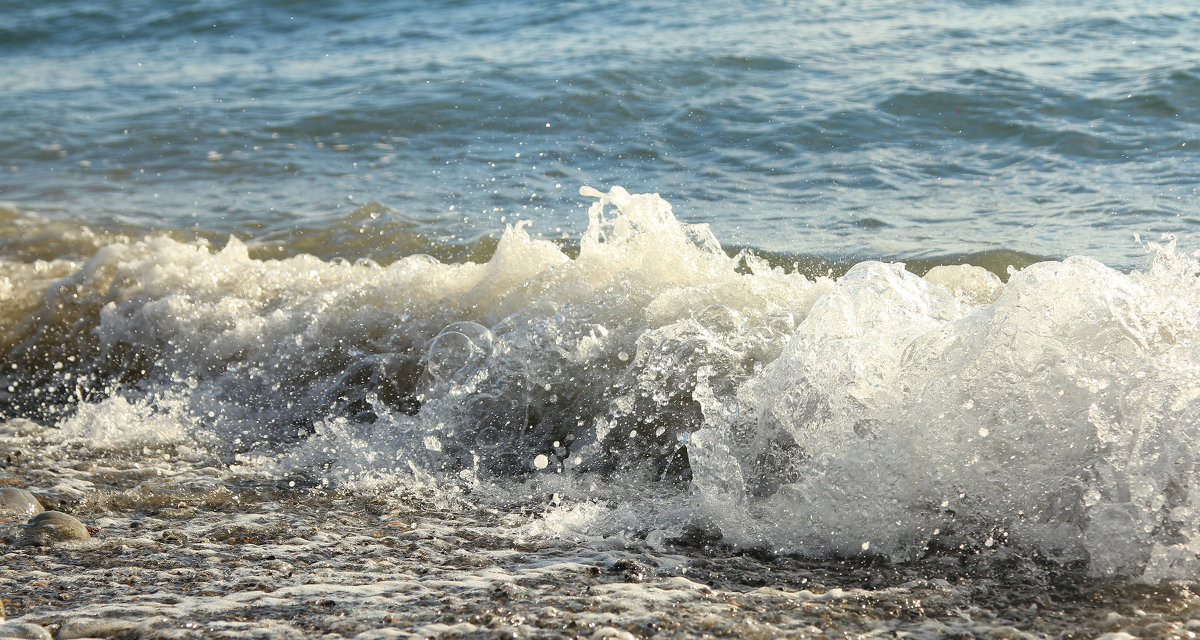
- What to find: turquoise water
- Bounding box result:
[3,0,1198,266]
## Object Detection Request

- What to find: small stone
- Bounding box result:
[590,627,635,640]
[20,511,90,546]
[985,626,1036,640]
[160,529,188,544]
[0,488,43,518]
[493,582,528,599]
[56,618,139,639]
[0,620,52,640]
[610,558,650,583]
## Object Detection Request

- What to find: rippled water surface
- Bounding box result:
[3,0,1199,264]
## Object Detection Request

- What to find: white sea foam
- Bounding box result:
[4,188,1200,578]
[690,241,1200,577]
[51,393,198,447]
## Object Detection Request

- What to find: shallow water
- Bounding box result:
[5,417,1200,639]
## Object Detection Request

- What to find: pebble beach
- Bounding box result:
[6,418,1200,640]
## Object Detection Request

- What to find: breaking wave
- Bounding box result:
[4,187,1200,579]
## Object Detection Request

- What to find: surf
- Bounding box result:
[4,187,1200,579]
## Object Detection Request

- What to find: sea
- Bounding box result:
[3,1,1200,637]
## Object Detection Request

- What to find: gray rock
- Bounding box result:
[20,511,89,546]
[0,488,43,518]
[0,620,52,640]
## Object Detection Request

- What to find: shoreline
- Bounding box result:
[4,423,1198,639]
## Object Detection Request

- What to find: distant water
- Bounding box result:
[3,0,1198,265]
[5,0,1200,586]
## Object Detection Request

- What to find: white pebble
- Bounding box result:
[0,620,52,640]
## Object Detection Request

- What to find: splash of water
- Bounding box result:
[4,188,1200,578]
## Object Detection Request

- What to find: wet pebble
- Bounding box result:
[0,620,52,640]
[56,618,139,639]
[0,488,43,518]
[590,627,635,640]
[984,626,1038,640]
[493,582,529,599]
[20,511,90,546]
[609,558,651,583]
[160,529,188,544]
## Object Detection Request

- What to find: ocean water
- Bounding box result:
[4,1,1200,636]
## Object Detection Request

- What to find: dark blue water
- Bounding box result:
[3,0,1198,267]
